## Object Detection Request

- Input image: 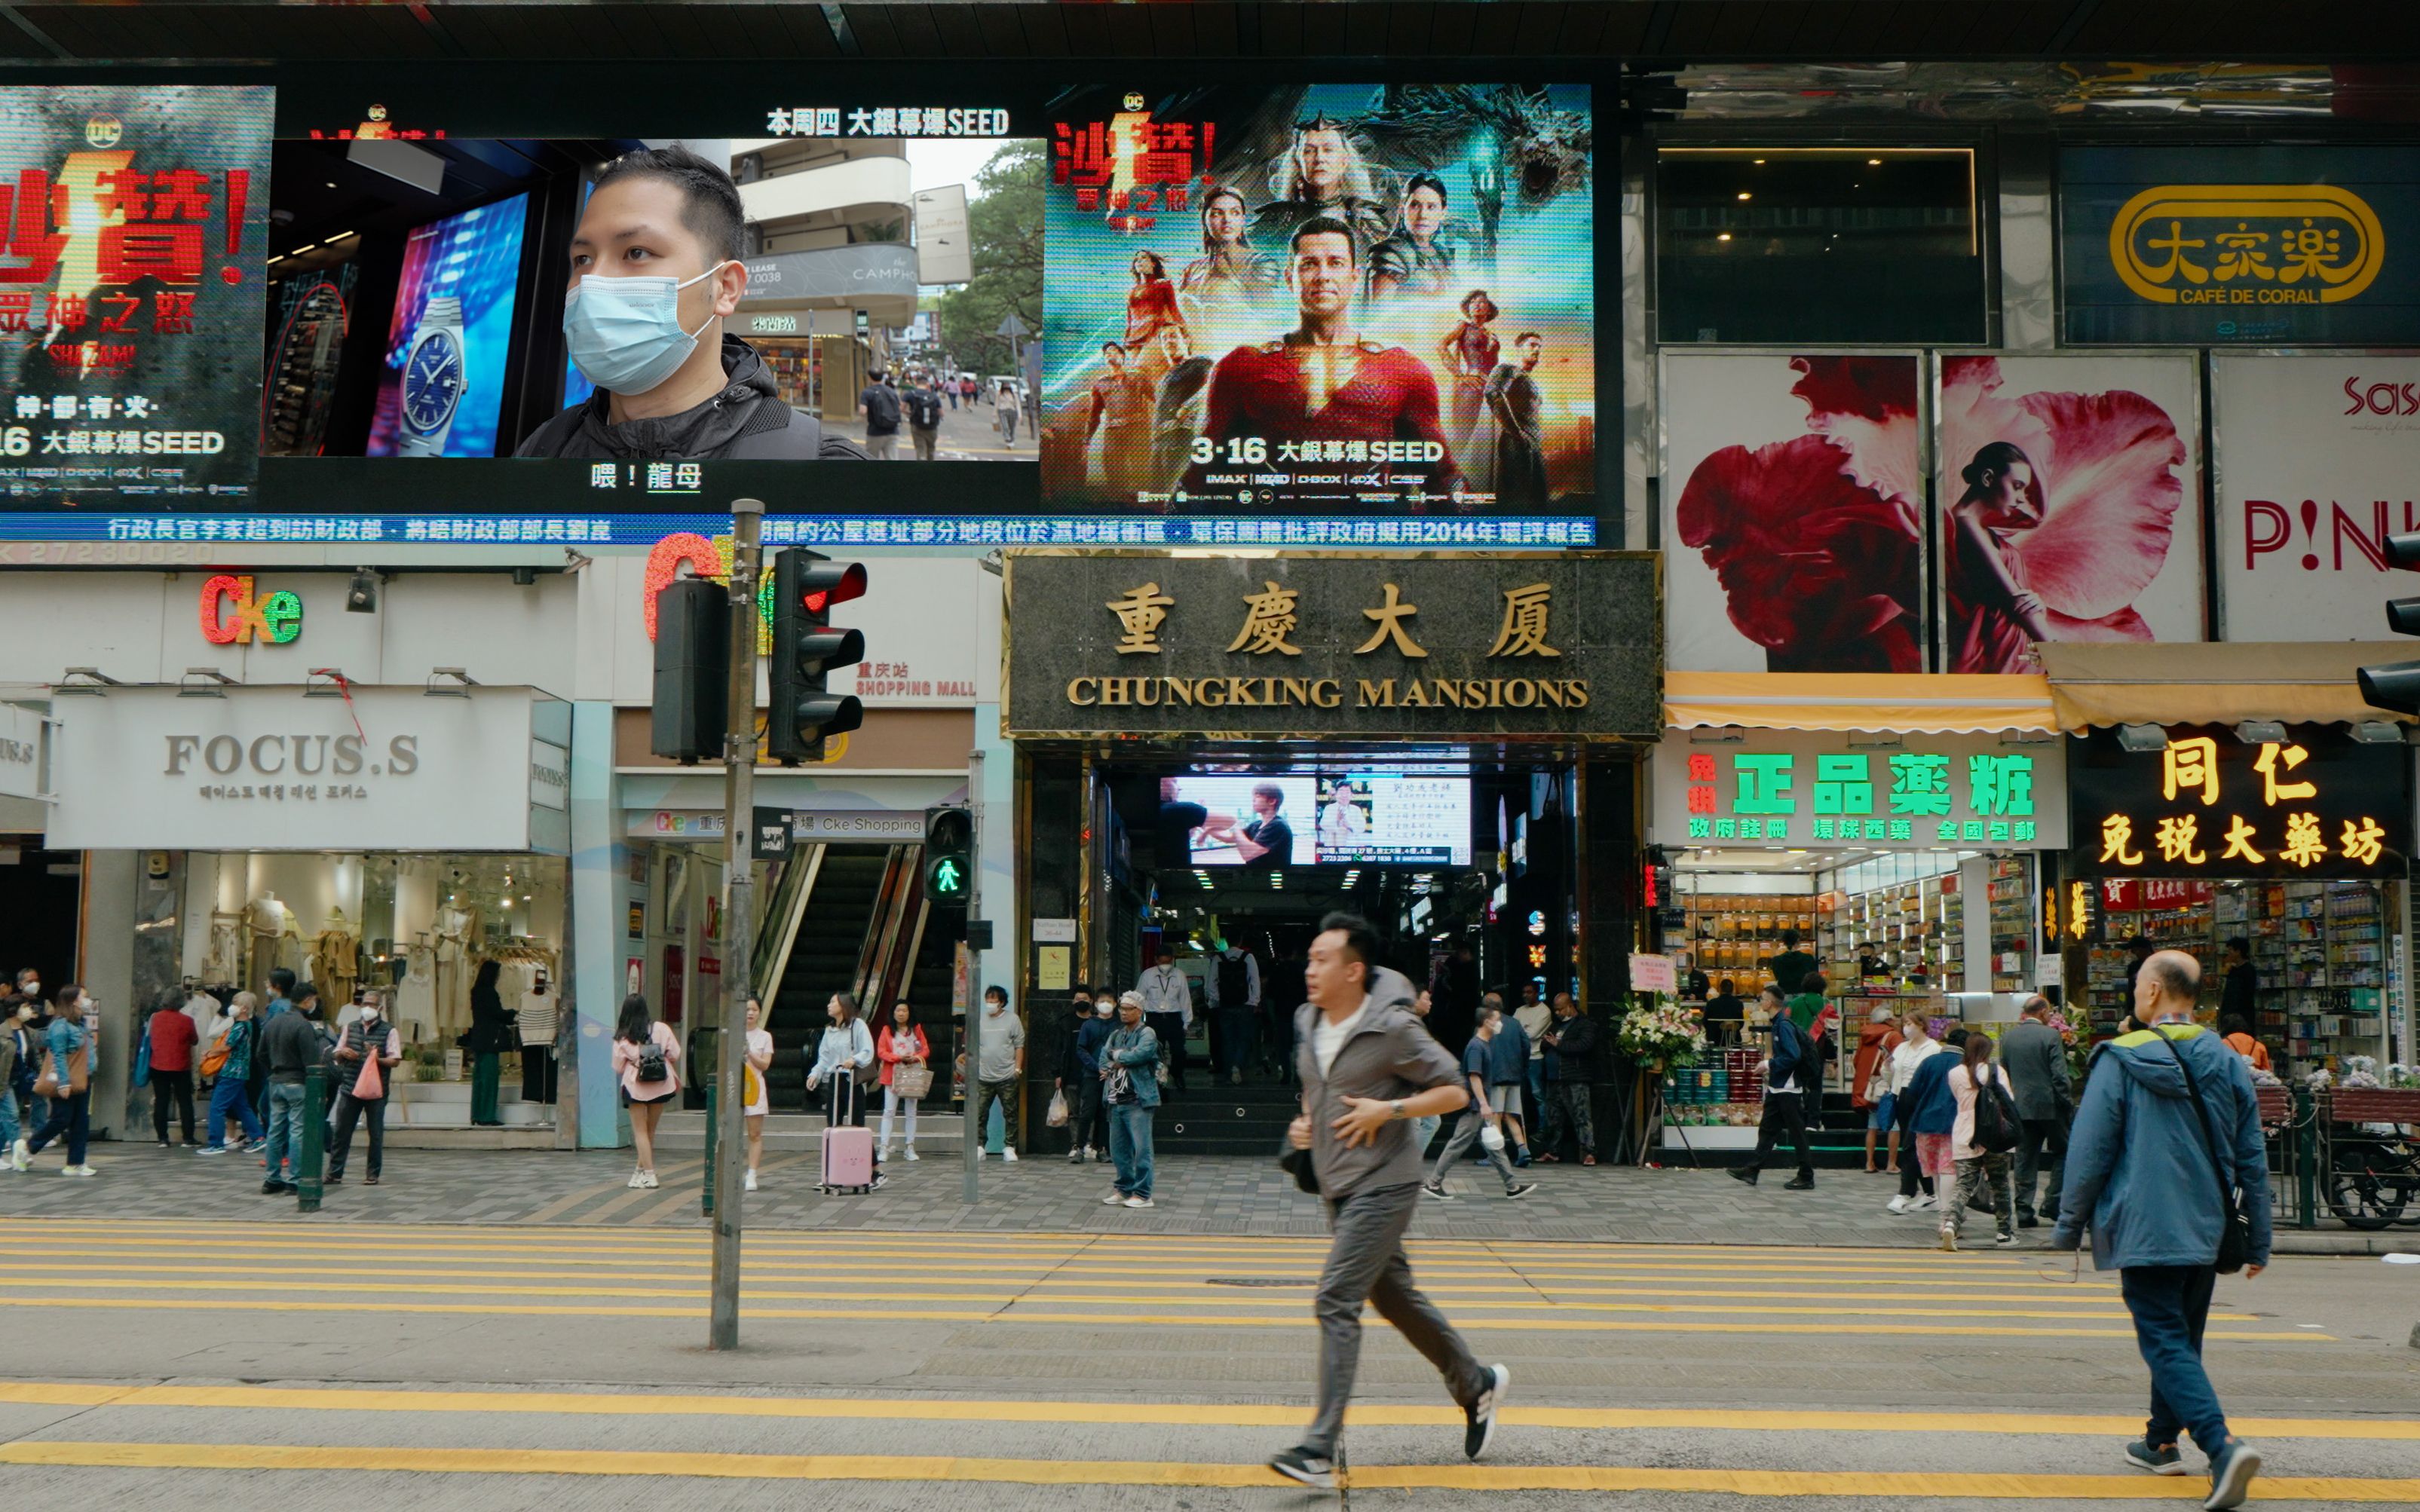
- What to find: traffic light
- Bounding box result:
[650,577,728,764]
[2356,530,2420,715]
[923,805,973,905]
[767,548,866,766]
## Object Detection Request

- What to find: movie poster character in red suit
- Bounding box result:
[1083,340,1158,497]
[1185,217,1462,503]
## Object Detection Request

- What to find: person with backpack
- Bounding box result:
[2054,949,2271,1511]
[611,993,682,1189]
[1729,986,1817,1189]
[904,375,945,461]
[325,990,402,1187]
[1208,939,1261,1087]
[858,371,902,459]
[1941,1028,2020,1250]
[197,993,267,1156]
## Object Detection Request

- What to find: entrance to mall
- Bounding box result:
[1086,757,1584,1154]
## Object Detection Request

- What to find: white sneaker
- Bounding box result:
[1123,1195,1154,1208]
[905,1146,919,1162]
[1002,1148,1019,1163]
[1103,1190,1126,1205]
[64,1164,96,1177]
[627,1169,648,1188]
[8,1138,26,1171]
[743,1169,758,1193]
[1912,1193,1938,1211]
[641,1171,659,1190]
[1886,1195,1911,1214]
[878,1146,893,1163]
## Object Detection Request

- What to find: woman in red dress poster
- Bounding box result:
[1945,442,2055,675]
[1124,251,1189,387]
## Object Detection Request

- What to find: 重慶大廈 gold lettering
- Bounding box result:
[1065,675,1588,711]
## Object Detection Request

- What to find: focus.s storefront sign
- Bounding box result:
[47,684,569,852]
[1652,731,2069,850]
[1001,551,1660,739]
[2063,145,2420,345]
[2066,724,2411,880]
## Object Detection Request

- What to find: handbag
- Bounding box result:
[635,1027,669,1085]
[891,1064,933,1101]
[2150,1026,2257,1275]
[199,1035,232,1082]
[133,1029,152,1089]
[1046,1088,1069,1127]
[352,1045,385,1101]
[743,1062,764,1109]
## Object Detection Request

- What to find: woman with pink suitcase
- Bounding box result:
[806,992,884,1193]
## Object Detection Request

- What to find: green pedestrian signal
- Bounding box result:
[923,805,973,906]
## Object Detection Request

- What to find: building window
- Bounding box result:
[1656,147,1985,345]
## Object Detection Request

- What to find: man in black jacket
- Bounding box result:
[1536,993,1599,1165]
[258,986,330,1195]
[1731,990,1816,1189]
[515,145,865,463]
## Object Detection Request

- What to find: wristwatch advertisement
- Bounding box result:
[397,295,466,457]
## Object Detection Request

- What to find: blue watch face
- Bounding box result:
[402,330,464,434]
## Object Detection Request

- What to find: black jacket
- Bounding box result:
[516,336,871,461]
[466,985,516,1056]
[1542,1013,1600,1082]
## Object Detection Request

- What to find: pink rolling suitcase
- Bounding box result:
[820,1076,877,1193]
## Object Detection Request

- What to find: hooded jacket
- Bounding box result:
[2052,1023,2272,1272]
[1294,966,1460,1200]
[1898,1048,1958,1136]
[1763,1012,1814,1093]
[516,336,870,461]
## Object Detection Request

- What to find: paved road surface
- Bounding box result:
[2,1215,2415,1507]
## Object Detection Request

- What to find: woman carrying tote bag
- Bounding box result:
[877,999,931,1162]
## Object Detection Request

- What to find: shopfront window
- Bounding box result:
[1656,147,1986,344]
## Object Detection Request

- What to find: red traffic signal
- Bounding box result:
[797,561,866,616]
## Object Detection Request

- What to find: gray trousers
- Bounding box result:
[1301,1180,1487,1457]
[1429,1108,1519,1192]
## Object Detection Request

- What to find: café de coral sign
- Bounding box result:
[2109,183,2385,309]
[1002,552,1659,739]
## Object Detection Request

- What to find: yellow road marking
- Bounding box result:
[0,1296,2327,1338]
[0,1263,2125,1305]
[1,1441,2413,1498]
[0,1275,2188,1321]
[0,1382,2409,1441]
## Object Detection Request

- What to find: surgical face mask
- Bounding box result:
[1095,1001,1114,1016]
[562,262,728,396]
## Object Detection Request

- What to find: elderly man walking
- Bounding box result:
[2053,949,2271,1511]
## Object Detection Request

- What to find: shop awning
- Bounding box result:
[1662,672,2058,734]
[2036,643,2415,730]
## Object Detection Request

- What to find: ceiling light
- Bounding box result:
[1751,158,1765,165]
[1736,191,1751,201]
[1717,233,1732,242]
[1867,158,1882,165]
[2349,721,2405,744]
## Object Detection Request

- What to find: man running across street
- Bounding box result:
[1271,912,1509,1489]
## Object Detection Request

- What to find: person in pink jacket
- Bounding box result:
[611,994,682,1189]
[877,1000,930,1162]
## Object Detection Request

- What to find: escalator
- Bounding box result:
[764,846,893,1109]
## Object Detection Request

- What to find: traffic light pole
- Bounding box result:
[709,496,764,1351]
[963,748,985,1207]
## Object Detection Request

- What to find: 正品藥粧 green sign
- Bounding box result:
[1651,733,2069,851]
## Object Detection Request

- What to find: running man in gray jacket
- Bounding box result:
[1269,912,1509,1490]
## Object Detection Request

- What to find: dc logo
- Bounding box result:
[1123,92,1146,112]
[84,115,123,148]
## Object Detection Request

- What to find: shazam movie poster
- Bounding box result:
[1040,84,1594,514]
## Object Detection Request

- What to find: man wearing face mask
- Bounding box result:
[517,145,865,461]
[326,990,403,1188]
[1061,989,1117,1164]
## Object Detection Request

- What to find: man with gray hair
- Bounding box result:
[1999,993,2072,1228]
[2054,949,2270,1510]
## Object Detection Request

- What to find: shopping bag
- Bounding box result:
[1046,1089,1070,1128]
[352,1051,384,1101]
[133,1031,151,1090]
[743,1063,764,1110]
[891,1064,933,1101]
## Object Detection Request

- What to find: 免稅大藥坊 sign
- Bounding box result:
[2066,724,2411,880]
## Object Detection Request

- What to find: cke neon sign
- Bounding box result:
[198,574,302,645]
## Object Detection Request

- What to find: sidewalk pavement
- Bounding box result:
[8,1141,2408,1253]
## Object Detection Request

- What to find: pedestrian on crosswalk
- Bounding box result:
[2054,948,2270,1512]
[1729,988,1815,1189]
[1273,913,1509,1491]
[1421,1005,1533,1201]
[1940,1030,2018,1250]
[1885,1009,1947,1212]
[1895,1026,1965,1220]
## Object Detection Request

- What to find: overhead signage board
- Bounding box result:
[2066,724,2411,880]
[2062,146,2420,345]
[1652,730,2070,851]
[1001,550,1659,739]
[48,684,556,852]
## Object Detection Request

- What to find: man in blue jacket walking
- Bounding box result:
[1729,987,1816,1189]
[2054,949,2271,1512]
